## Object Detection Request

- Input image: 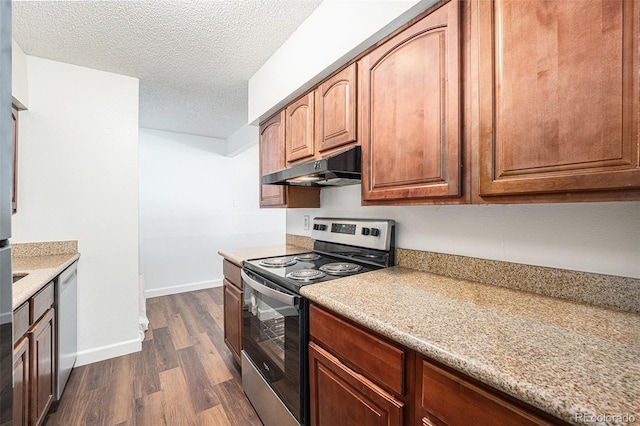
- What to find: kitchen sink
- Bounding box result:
[12,273,28,284]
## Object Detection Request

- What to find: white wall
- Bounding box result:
[248,0,437,124]
[139,128,286,298]
[11,38,28,108]
[12,56,140,365]
[287,186,640,279]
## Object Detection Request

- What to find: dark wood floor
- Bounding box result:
[45,287,262,426]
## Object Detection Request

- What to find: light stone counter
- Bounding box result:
[300,266,640,426]
[12,241,80,310]
[218,244,309,267]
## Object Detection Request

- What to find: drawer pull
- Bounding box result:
[422,415,446,426]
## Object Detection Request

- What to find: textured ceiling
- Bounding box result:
[12,0,322,139]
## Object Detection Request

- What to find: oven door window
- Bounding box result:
[243,281,301,420]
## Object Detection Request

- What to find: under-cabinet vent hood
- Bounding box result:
[262,146,361,187]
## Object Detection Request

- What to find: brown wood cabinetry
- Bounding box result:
[359,0,462,204]
[13,337,29,426]
[30,308,55,426]
[310,303,406,396]
[309,342,404,426]
[286,63,358,165]
[309,304,411,426]
[475,0,640,201]
[316,63,357,155]
[222,260,243,365]
[13,282,56,426]
[416,357,561,426]
[259,111,287,207]
[223,280,242,365]
[259,111,321,208]
[286,92,315,163]
[310,304,567,426]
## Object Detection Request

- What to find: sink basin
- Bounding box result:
[12,273,28,284]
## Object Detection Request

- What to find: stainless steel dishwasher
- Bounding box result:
[55,261,78,400]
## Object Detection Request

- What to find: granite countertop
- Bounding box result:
[12,241,80,310]
[218,244,309,267]
[301,266,640,426]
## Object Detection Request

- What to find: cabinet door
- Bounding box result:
[30,308,55,426]
[286,92,315,163]
[360,0,461,202]
[417,358,557,426]
[259,111,287,207]
[309,342,403,426]
[477,0,640,198]
[223,280,242,365]
[316,64,357,154]
[13,337,29,426]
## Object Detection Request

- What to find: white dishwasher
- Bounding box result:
[55,261,78,400]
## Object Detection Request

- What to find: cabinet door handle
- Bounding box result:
[422,415,447,426]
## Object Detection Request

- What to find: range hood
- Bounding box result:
[262,146,361,187]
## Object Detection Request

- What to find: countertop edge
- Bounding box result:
[13,253,80,310]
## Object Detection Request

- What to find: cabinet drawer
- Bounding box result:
[31,281,54,323]
[223,259,242,289]
[309,304,406,396]
[309,342,404,426]
[419,359,556,426]
[13,302,29,344]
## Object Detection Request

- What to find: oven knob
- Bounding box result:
[370,228,380,237]
[319,224,327,231]
[361,227,370,235]
[313,224,319,230]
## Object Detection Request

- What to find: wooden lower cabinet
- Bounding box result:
[30,308,55,426]
[222,260,243,365]
[13,336,29,426]
[309,342,403,426]
[417,357,562,426]
[13,282,57,426]
[223,279,242,364]
[309,304,567,426]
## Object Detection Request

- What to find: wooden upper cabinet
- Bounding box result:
[477,0,640,199]
[259,110,321,208]
[316,63,357,154]
[259,111,287,207]
[286,92,315,163]
[360,0,461,203]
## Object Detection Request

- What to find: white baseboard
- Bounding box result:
[75,338,142,367]
[144,278,222,299]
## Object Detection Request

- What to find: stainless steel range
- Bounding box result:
[241,217,396,426]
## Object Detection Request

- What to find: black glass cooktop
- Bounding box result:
[243,252,381,294]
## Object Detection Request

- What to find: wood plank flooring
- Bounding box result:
[44,287,262,426]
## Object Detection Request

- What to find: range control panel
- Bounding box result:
[311,217,395,251]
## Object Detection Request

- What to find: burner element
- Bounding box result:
[286,269,326,281]
[259,257,297,268]
[319,262,363,275]
[294,253,321,261]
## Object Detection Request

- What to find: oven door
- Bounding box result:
[241,269,307,425]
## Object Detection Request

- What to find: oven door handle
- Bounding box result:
[241,270,299,307]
